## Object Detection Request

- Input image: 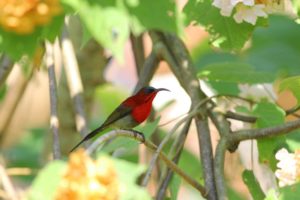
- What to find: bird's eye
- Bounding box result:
[144,87,155,94]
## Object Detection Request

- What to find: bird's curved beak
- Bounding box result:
[156,88,170,92]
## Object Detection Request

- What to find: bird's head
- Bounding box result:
[135,86,170,102]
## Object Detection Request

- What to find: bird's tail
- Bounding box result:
[70,126,104,153]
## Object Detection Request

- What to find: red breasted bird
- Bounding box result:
[70,86,169,152]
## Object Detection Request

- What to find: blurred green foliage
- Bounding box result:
[242,170,265,200]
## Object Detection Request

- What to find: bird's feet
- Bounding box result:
[123,129,145,143]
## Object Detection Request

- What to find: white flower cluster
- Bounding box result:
[275,148,300,187]
[212,0,289,25]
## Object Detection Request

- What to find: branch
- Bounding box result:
[224,111,257,123]
[0,55,14,87]
[214,138,227,200]
[232,118,300,142]
[225,102,300,123]
[60,22,89,138]
[133,50,160,93]
[130,33,145,76]
[150,31,218,200]
[86,129,207,197]
[46,41,61,160]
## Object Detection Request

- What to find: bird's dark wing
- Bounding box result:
[70,104,132,152]
[101,104,133,128]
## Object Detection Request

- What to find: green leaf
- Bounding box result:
[28,161,66,200]
[252,102,285,128]
[125,0,183,35]
[198,62,274,84]
[278,183,300,200]
[206,80,240,96]
[61,0,129,61]
[111,157,151,200]
[62,0,183,60]
[41,14,65,42]
[252,102,286,170]
[242,170,265,200]
[183,0,258,50]
[170,174,181,200]
[247,16,300,76]
[0,28,41,60]
[279,76,300,104]
[179,148,203,183]
[193,16,300,80]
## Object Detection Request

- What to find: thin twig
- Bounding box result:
[0,164,18,200]
[225,104,300,123]
[60,22,89,138]
[85,129,207,197]
[224,111,257,123]
[286,104,300,116]
[6,167,37,176]
[232,118,300,142]
[0,55,14,87]
[46,41,61,159]
[156,117,192,200]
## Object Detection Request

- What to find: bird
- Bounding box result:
[70,86,169,152]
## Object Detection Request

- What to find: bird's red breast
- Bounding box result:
[123,92,158,123]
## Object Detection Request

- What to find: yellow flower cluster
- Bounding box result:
[0,0,62,34]
[55,149,119,200]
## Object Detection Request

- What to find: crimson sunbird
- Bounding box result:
[70,86,169,152]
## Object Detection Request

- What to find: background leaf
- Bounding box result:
[111,156,151,200]
[28,161,66,200]
[62,0,183,60]
[242,170,265,200]
[278,183,300,200]
[198,62,274,84]
[251,102,286,170]
[170,174,181,200]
